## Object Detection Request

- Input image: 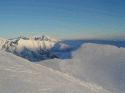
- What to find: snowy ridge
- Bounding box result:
[70,43,125,92]
[13,35,62,42]
[2,35,73,61]
[2,40,58,62]
[38,43,125,93]
[0,38,8,48]
[0,38,7,46]
[5,35,73,52]
[1,39,125,92]
[0,50,111,93]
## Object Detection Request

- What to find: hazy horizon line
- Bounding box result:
[1,34,125,41]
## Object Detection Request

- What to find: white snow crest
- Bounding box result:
[1,35,73,61]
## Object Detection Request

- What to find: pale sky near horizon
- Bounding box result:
[0,0,125,39]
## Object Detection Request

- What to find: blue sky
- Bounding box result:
[0,0,125,39]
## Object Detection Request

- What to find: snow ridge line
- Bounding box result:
[33,63,111,93]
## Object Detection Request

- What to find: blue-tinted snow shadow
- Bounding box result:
[59,40,125,91]
[57,40,125,59]
[51,43,73,52]
[61,40,125,48]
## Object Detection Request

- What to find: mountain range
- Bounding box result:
[0,35,73,61]
[1,36,125,93]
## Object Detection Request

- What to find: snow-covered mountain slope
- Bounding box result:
[0,38,8,49]
[70,43,125,92]
[37,43,125,93]
[15,39,73,52]
[12,35,62,42]
[0,50,110,93]
[1,35,73,61]
[1,35,73,52]
[2,40,58,62]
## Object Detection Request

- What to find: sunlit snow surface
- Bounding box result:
[0,37,125,93]
[1,36,73,61]
[37,41,125,93]
[0,50,111,93]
